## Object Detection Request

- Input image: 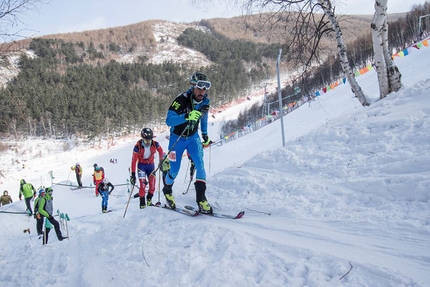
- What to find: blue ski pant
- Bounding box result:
[100,190,109,207]
[165,132,205,185]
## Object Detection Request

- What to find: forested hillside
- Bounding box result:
[0,6,427,140]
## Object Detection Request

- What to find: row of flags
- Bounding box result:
[315,37,430,97]
[220,37,430,142]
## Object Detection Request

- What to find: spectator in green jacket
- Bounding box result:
[19,179,36,215]
[33,188,45,236]
[38,187,67,244]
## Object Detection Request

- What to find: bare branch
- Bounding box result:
[339,261,353,280]
[0,0,49,43]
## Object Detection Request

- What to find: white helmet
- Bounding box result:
[102,178,109,184]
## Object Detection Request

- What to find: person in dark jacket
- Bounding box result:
[98,178,114,213]
[0,190,13,206]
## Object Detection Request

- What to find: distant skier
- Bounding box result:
[92,165,105,197]
[0,190,13,206]
[38,187,67,244]
[93,163,105,173]
[33,188,45,236]
[70,162,83,188]
[98,178,114,213]
[130,127,164,208]
[18,179,36,215]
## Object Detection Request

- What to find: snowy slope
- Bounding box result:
[0,42,429,286]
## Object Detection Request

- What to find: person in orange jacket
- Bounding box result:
[92,166,105,196]
[130,127,164,208]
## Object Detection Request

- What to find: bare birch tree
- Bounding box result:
[318,0,369,106]
[191,0,371,106]
[371,0,402,99]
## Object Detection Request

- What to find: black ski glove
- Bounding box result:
[202,134,211,147]
[130,172,136,186]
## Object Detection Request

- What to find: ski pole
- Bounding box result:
[123,184,136,218]
[65,214,70,240]
[157,169,161,205]
[183,162,195,195]
[184,160,190,183]
[66,169,72,184]
[209,144,212,175]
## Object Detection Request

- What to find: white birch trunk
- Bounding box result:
[371,0,402,99]
[319,0,370,106]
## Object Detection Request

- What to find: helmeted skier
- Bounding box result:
[98,178,114,213]
[130,127,164,208]
[163,72,213,214]
[92,166,105,197]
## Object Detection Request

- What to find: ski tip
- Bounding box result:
[235,211,245,219]
[191,210,199,216]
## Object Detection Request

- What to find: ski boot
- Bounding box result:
[195,181,213,214]
[146,193,153,206]
[139,196,146,209]
[163,184,175,209]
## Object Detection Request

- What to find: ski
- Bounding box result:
[0,210,29,215]
[70,186,91,190]
[160,204,199,217]
[184,205,245,219]
[102,210,113,213]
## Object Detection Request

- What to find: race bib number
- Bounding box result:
[169,151,177,162]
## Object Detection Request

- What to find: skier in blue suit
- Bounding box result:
[163,72,213,214]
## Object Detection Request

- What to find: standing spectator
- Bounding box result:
[19,179,36,215]
[0,190,13,206]
[92,166,105,197]
[33,188,45,236]
[70,162,83,188]
[130,127,164,208]
[38,187,67,244]
[163,72,213,214]
[98,178,114,213]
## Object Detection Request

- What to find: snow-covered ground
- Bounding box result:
[0,40,429,286]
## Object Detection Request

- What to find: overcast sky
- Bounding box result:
[15,0,429,38]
